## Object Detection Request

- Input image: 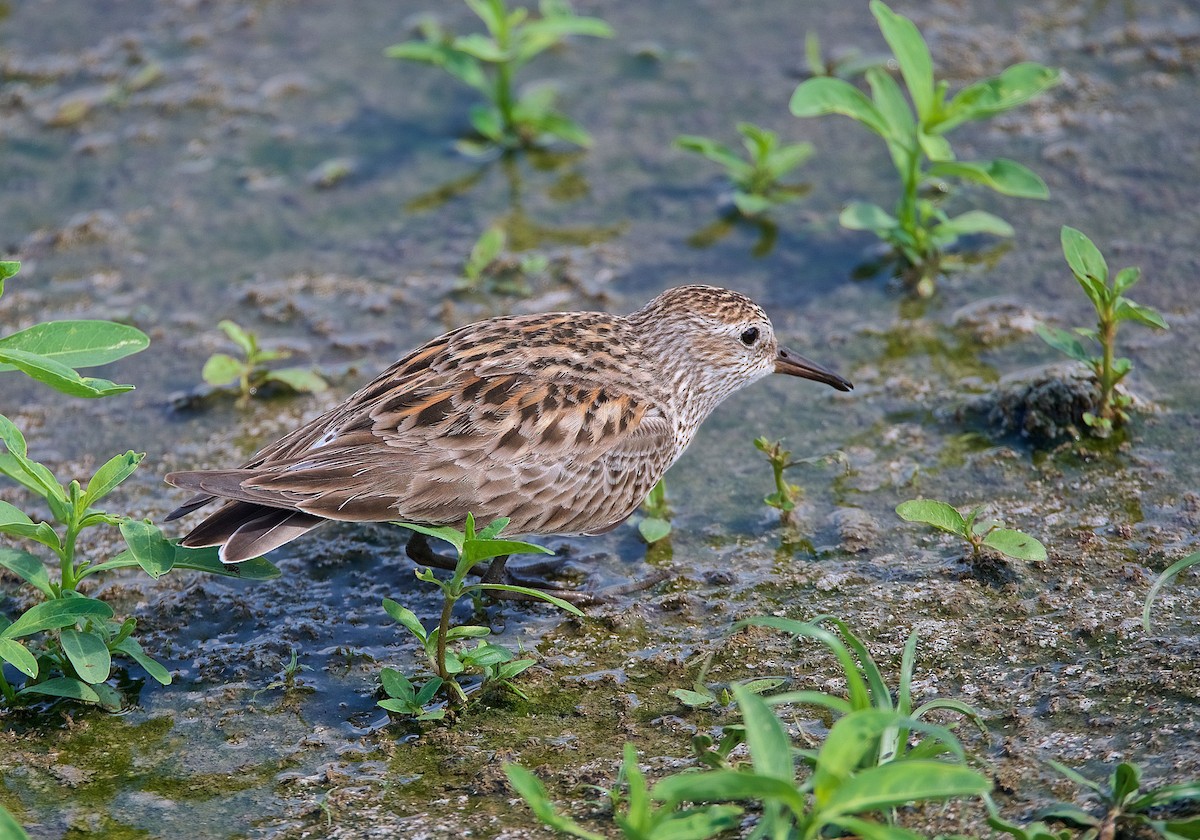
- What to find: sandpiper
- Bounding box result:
[166,285,851,585]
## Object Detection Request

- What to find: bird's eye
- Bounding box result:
[740,327,760,346]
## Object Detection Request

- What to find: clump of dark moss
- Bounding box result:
[956,364,1103,445]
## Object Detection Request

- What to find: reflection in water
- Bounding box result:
[404,150,625,250]
[687,212,780,258]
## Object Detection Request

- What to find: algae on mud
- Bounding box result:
[2,0,1200,837]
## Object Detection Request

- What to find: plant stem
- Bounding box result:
[0,669,14,703]
[1098,314,1117,422]
[898,143,922,259]
[436,591,454,682]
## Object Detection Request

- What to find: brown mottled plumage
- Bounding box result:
[165,285,851,563]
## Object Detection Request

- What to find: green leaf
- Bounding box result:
[452,33,509,63]
[380,667,416,701]
[1036,325,1093,364]
[414,676,444,706]
[0,502,62,553]
[0,259,18,285]
[113,635,172,685]
[933,209,1014,239]
[217,320,256,356]
[164,544,280,579]
[0,319,148,373]
[520,15,614,41]
[840,201,898,233]
[865,66,915,142]
[832,816,926,840]
[982,528,1047,562]
[938,62,1060,130]
[472,583,585,616]
[383,598,428,642]
[394,521,466,553]
[638,517,671,543]
[18,675,101,704]
[1115,299,1168,330]
[445,624,493,641]
[0,347,134,397]
[1111,761,1142,804]
[265,367,329,394]
[83,451,143,508]
[764,689,854,717]
[465,226,506,280]
[201,353,244,387]
[60,628,112,684]
[790,77,891,138]
[896,499,967,536]
[733,684,794,781]
[0,548,53,596]
[870,1,934,120]
[652,769,808,816]
[928,159,1049,198]
[1143,551,1200,631]
[119,520,176,578]
[732,192,774,217]
[0,637,38,678]
[461,537,553,567]
[1113,266,1141,295]
[2,597,113,639]
[1061,226,1109,286]
[671,688,717,708]
[463,641,512,667]
[504,764,607,840]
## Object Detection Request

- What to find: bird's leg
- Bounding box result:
[407,532,669,605]
[405,532,462,572]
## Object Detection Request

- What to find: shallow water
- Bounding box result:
[2,0,1200,836]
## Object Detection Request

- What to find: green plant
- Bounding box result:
[655,688,989,840]
[460,225,549,295]
[675,122,813,217]
[378,667,445,720]
[506,743,743,840]
[261,649,314,696]
[897,499,1047,562]
[1142,550,1200,632]
[380,514,583,709]
[803,31,888,80]
[790,1,1059,294]
[1037,226,1168,436]
[737,615,989,767]
[754,436,803,524]
[386,0,613,151]
[637,479,671,544]
[669,649,783,710]
[201,320,328,404]
[1040,759,1200,840]
[0,415,279,709]
[986,795,1074,840]
[0,261,149,397]
[0,803,29,840]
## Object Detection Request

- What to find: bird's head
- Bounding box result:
[631,285,853,401]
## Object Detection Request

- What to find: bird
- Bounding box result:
[165,285,852,584]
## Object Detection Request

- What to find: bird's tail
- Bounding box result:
[175,500,325,563]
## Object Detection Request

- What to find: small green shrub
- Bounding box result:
[790,1,1059,294]
[754,436,803,524]
[1037,226,1168,437]
[897,499,1046,562]
[380,514,582,711]
[1040,759,1200,840]
[0,415,279,709]
[386,0,613,151]
[460,225,549,295]
[202,320,327,405]
[675,122,813,216]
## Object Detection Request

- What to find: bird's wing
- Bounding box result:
[168,314,677,532]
